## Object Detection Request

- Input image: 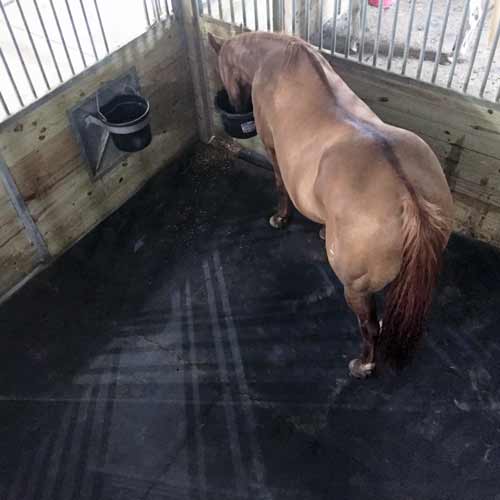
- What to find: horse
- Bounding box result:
[208,31,454,378]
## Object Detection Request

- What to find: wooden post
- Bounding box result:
[173,0,213,143]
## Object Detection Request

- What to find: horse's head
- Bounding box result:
[207,32,250,113]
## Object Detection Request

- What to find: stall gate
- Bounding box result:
[197,0,500,104]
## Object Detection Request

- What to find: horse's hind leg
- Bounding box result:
[266,146,292,229]
[344,287,380,378]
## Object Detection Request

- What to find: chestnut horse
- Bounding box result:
[209,31,453,378]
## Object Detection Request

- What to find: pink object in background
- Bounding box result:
[368,0,393,8]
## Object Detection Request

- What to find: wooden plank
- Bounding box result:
[0,181,39,295]
[452,191,500,247]
[0,181,21,246]
[0,230,39,297]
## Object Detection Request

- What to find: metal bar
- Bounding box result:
[93,0,109,54]
[416,0,434,79]
[447,0,471,88]
[266,0,271,31]
[345,0,352,57]
[0,1,37,98]
[151,0,159,20]
[17,0,50,90]
[206,0,212,18]
[386,0,400,70]
[143,0,151,24]
[217,0,223,20]
[463,0,489,93]
[431,0,451,83]
[0,153,50,262]
[373,0,384,66]
[292,0,296,34]
[496,80,500,101]
[0,90,10,116]
[65,0,87,68]
[49,0,75,75]
[401,0,416,75]
[253,0,259,29]
[358,0,367,62]
[33,0,63,83]
[0,48,24,107]
[319,0,324,49]
[480,19,500,97]
[164,0,171,16]
[272,0,282,32]
[79,0,98,61]
[282,0,285,33]
[331,0,338,54]
[229,0,235,23]
[155,0,162,18]
[241,0,246,26]
[306,0,310,41]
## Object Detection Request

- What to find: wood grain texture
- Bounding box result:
[0,181,39,293]
[0,20,197,298]
[201,18,500,247]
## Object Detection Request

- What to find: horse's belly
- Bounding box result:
[279,159,324,224]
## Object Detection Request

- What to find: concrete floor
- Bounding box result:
[2,144,500,499]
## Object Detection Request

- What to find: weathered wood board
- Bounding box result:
[0,180,39,295]
[201,18,500,248]
[0,20,197,299]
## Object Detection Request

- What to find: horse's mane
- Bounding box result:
[280,40,338,98]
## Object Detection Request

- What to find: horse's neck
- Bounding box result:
[231,34,292,84]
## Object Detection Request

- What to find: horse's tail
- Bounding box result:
[379,195,451,367]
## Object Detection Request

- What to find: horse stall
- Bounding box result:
[1,0,500,498]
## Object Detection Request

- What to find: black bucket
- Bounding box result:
[98,94,152,152]
[214,89,257,139]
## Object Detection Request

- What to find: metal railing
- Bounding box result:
[199,0,500,104]
[0,0,172,122]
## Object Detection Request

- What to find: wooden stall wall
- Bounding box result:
[0,179,39,296]
[0,20,197,301]
[201,18,500,248]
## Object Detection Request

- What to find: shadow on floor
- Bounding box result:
[1,144,500,500]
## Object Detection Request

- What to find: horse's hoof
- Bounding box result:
[269,214,289,229]
[349,359,375,379]
[319,226,326,240]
